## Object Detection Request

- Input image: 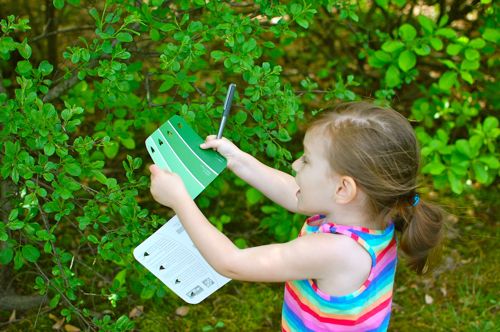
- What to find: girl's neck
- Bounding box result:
[323,206,385,230]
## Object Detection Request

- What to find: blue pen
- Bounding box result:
[216,83,236,139]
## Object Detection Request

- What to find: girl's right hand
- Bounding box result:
[200,135,243,171]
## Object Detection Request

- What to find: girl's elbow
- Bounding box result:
[212,251,243,280]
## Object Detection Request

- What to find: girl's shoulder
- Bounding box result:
[301,231,372,295]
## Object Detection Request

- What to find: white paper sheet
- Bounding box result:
[133,215,231,304]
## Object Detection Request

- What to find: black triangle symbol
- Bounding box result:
[160,265,165,270]
[158,139,163,145]
[175,279,180,284]
[151,147,155,153]
[190,292,195,296]
[144,252,149,257]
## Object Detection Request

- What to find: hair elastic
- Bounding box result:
[411,193,420,207]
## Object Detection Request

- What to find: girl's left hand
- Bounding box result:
[149,164,190,209]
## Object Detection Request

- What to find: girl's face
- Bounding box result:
[292,129,339,216]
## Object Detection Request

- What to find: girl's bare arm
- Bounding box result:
[201,136,300,213]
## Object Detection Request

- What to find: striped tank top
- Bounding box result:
[282,214,397,331]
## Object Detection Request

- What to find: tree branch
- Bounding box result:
[0,70,6,94]
[32,25,94,42]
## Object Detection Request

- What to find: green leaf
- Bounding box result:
[235,238,247,249]
[242,38,257,53]
[483,28,499,43]
[296,17,309,29]
[114,269,127,287]
[140,285,156,300]
[103,141,119,159]
[455,139,472,158]
[64,162,81,176]
[436,27,456,39]
[246,188,263,206]
[422,160,446,175]
[447,171,463,194]
[120,137,136,149]
[460,71,473,84]
[374,50,392,63]
[38,60,54,75]
[87,234,99,244]
[8,221,25,230]
[468,38,486,49]
[0,248,13,264]
[266,142,277,158]
[53,0,64,9]
[460,59,479,71]
[375,0,388,10]
[446,44,462,56]
[188,21,203,33]
[429,37,443,50]
[234,111,247,125]
[278,127,291,142]
[479,155,500,169]
[398,50,416,72]
[49,294,61,308]
[290,3,302,15]
[483,116,499,132]
[14,251,24,270]
[472,161,489,184]
[18,39,32,59]
[465,48,480,60]
[418,15,434,34]
[399,24,417,42]
[159,76,175,92]
[438,71,457,91]
[385,65,401,88]
[210,50,224,61]
[16,60,32,75]
[22,244,40,263]
[150,28,161,41]
[381,40,405,53]
[116,32,133,43]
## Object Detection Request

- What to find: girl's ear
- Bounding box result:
[335,176,357,204]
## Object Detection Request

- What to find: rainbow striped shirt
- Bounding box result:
[282,214,397,331]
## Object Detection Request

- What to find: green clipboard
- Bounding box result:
[145,115,227,198]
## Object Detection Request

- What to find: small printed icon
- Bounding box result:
[175,278,181,284]
[159,265,165,270]
[187,286,203,298]
[144,252,150,257]
[150,147,155,153]
[158,139,164,145]
[202,278,214,287]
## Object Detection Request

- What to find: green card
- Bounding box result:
[145,115,227,198]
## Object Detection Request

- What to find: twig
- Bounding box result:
[32,26,94,42]
[0,70,6,94]
[34,262,96,331]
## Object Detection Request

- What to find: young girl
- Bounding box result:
[149,101,444,331]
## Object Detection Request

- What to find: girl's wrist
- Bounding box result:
[171,192,194,213]
[229,149,249,174]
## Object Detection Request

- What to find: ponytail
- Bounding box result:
[395,199,445,274]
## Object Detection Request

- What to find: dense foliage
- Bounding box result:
[0,0,498,330]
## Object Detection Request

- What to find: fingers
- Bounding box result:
[149,164,171,176]
[149,164,159,174]
[200,135,222,150]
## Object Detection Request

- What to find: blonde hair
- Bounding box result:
[308,101,444,274]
